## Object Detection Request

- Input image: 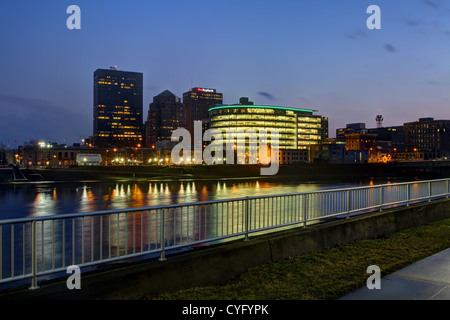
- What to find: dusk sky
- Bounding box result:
[1,0,449,146]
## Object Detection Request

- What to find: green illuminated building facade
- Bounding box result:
[209,104,328,150]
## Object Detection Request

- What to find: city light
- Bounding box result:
[1,2,450,305]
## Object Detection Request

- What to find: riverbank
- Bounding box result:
[2,198,449,300]
[2,161,450,184]
[151,217,450,300]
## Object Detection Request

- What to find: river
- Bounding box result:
[0,176,424,284]
[0,177,376,220]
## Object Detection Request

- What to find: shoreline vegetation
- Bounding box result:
[1,161,450,184]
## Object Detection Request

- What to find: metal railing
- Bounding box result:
[0,178,449,289]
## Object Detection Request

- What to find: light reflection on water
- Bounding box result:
[3,177,421,280]
[0,179,366,220]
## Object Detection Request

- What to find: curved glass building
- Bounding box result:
[209,104,328,150]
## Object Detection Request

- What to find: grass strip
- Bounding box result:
[147,218,450,300]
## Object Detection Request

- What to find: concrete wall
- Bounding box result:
[2,198,450,300]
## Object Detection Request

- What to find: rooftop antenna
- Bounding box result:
[110,65,118,71]
[375,110,384,128]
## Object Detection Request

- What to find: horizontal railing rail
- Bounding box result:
[0,178,449,290]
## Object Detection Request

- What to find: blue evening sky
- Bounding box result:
[0,0,449,146]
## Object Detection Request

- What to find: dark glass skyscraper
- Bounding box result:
[183,87,223,133]
[93,68,143,148]
[144,90,185,148]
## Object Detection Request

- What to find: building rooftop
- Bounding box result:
[209,104,317,114]
[155,90,176,97]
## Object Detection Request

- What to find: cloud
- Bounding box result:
[295,96,313,108]
[423,0,439,8]
[427,80,439,85]
[0,94,68,118]
[257,91,275,100]
[345,28,368,40]
[384,44,397,53]
[405,18,424,27]
[0,93,88,144]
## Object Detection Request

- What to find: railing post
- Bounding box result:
[244,197,249,242]
[159,209,166,261]
[29,221,39,290]
[428,181,431,202]
[346,190,350,219]
[303,194,308,228]
[406,183,410,206]
[379,185,383,212]
[447,179,449,199]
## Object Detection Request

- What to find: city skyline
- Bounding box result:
[1,0,450,146]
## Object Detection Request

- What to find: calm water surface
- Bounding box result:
[1,177,409,282]
[0,178,375,220]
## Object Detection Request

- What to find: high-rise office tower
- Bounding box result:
[93,67,143,148]
[144,90,186,148]
[183,87,223,133]
[321,117,329,141]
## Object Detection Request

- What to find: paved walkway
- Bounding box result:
[340,248,450,300]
